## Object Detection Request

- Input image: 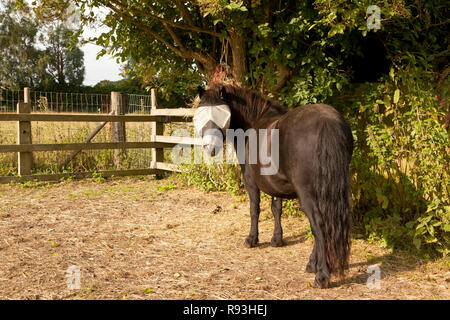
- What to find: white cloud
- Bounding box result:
[82,43,122,86]
[81,8,123,86]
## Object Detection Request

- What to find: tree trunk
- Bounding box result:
[229,30,248,86]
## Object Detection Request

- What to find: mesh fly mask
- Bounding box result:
[193,104,231,149]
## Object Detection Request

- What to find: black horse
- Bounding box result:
[194,84,354,288]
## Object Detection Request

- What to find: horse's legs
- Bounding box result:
[306,241,318,273]
[241,165,260,248]
[270,197,284,247]
[298,191,330,288]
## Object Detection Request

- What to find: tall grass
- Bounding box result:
[0,120,157,175]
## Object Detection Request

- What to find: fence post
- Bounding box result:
[17,87,32,176]
[111,91,126,168]
[0,87,3,112]
[151,88,164,177]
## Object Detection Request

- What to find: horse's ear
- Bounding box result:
[197,86,205,98]
[219,85,227,101]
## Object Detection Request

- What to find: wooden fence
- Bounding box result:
[0,88,202,184]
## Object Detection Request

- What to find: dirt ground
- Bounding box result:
[0,176,448,300]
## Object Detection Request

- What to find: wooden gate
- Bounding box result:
[0,88,202,183]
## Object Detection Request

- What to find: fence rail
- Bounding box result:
[0,88,199,183]
[0,113,192,122]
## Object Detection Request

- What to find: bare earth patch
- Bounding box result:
[0,177,448,300]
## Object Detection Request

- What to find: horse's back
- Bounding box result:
[283,103,345,123]
[248,103,352,198]
[277,104,353,190]
[279,104,351,143]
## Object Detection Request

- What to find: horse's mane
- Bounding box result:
[211,84,288,122]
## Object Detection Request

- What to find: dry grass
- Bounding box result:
[0,176,448,300]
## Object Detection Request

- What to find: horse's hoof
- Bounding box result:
[313,271,330,289]
[270,236,284,247]
[244,236,258,248]
[305,261,317,273]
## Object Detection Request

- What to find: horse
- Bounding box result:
[193,84,354,288]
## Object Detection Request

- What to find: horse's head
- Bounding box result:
[193,86,230,156]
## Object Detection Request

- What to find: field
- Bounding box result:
[0,118,188,176]
[0,176,448,300]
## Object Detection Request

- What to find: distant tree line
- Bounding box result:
[0,2,86,90]
[0,2,149,95]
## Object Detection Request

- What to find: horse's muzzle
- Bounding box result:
[203,144,218,157]
[202,133,223,157]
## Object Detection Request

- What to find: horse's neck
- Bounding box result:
[229,99,281,130]
[229,102,257,130]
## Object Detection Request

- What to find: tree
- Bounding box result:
[0,1,85,90]
[0,2,41,89]
[26,0,448,103]
[44,24,85,88]
[27,1,270,88]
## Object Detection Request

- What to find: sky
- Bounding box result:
[81,43,123,86]
[80,12,123,86]
[11,0,124,86]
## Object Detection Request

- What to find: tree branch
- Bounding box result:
[103,1,216,74]
[142,1,186,51]
[109,0,220,37]
[104,2,183,57]
[173,0,195,27]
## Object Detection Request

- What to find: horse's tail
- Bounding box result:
[314,118,353,278]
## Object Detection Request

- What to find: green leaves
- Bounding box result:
[375,187,389,210]
[389,68,395,81]
[327,24,345,38]
[257,23,271,38]
[144,288,153,295]
[350,64,449,256]
[413,237,422,250]
[393,89,400,104]
[224,1,247,12]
